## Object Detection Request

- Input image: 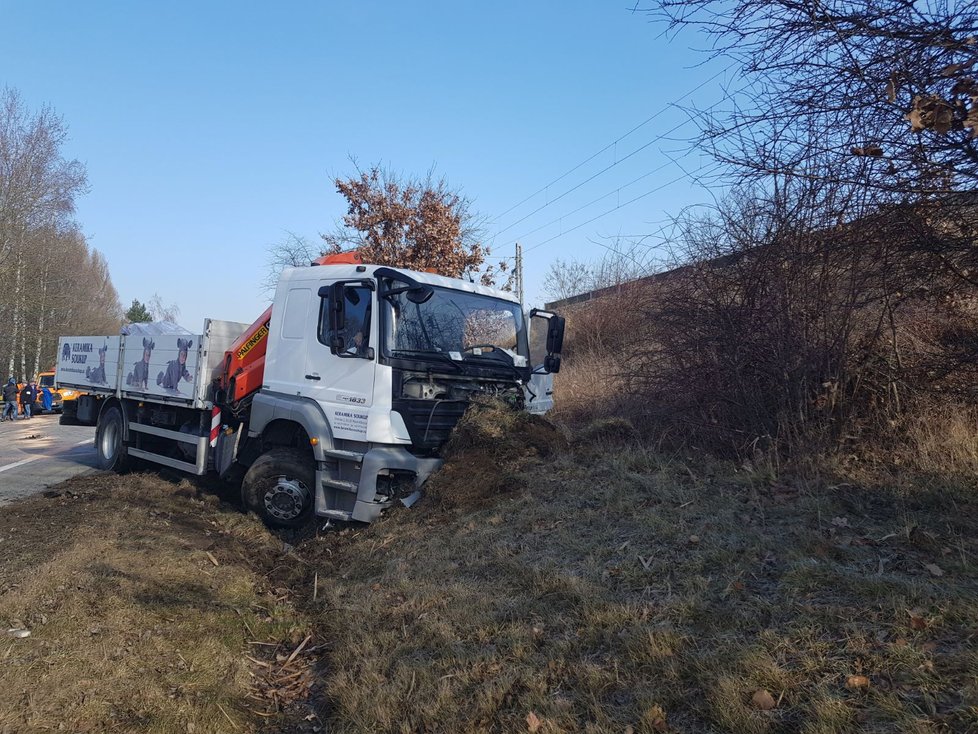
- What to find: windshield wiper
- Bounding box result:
[390,349,464,373]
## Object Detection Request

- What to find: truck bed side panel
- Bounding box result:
[55,337,122,395]
[120,333,200,405]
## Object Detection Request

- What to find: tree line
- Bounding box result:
[0,88,122,380]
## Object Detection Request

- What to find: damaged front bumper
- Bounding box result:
[315,446,442,523]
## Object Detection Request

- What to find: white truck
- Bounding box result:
[56,255,565,527]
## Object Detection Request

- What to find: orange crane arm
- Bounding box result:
[221,305,272,404]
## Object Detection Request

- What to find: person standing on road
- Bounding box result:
[20,381,36,419]
[1,378,17,422]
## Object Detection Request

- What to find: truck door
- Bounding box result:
[268,281,376,442]
[309,280,377,441]
[526,312,554,414]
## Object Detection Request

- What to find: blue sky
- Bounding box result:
[1,1,728,330]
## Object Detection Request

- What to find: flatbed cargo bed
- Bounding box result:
[56,319,249,409]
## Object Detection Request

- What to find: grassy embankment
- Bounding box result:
[0,404,976,732]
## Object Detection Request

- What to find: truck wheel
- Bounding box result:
[242,448,315,528]
[95,406,132,472]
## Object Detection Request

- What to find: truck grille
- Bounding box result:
[392,398,468,451]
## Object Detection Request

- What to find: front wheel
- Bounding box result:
[95,405,133,472]
[242,448,315,528]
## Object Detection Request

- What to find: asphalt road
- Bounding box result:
[0,413,97,505]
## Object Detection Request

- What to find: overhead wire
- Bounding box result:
[500,147,700,247]
[490,112,716,240]
[489,65,732,226]
[486,157,719,265]
[522,161,723,254]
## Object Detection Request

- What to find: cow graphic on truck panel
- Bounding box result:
[157,338,193,391]
[85,344,109,384]
[126,338,155,389]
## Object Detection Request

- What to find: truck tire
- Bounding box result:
[95,405,133,473]
[242,448,315,528]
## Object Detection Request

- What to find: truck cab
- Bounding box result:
[246,263,563,524]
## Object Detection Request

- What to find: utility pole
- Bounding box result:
[515,242,524,304]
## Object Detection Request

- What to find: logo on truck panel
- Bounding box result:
[236,320,270,360]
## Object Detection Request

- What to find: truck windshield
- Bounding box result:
[39,375,55,387]
[385,287,525,359]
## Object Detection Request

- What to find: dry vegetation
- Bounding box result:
[0,474,320,734]
[279,412,978,733]
[2,404,977,732]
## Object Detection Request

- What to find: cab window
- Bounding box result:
[319,285,372,357]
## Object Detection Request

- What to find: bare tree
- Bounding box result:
[543,236,657,301]
[262,231,317,296]
[644,0,978,199]
[148,293,181,324]
[622,174,976,457]
[543,259,592,302]
[0,88,91,377]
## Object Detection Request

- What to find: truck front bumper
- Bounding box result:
[314,446,442,523]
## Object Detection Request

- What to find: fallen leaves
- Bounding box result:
[923,562,945,577]
[908,609,929,630]
[751,688,777,710]
[643,705,669,731]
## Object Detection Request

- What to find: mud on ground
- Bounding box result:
[422,397,568,511]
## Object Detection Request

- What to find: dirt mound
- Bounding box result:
[422,398,567,511]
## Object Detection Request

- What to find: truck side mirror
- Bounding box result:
[546,315,565,355]
[325,283,346,354]
[406,285,434,304]
[529,309,565,374]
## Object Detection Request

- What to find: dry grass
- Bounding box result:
[899,403,978,475]
[285,419,978,733]
[2,409,977,732]
[0,473,316,734]
[549,352,627,426]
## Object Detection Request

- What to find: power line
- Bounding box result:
[489,66,731,226]
[491,114,710,240]
[500,148,699,247]
[522,162,722,255]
